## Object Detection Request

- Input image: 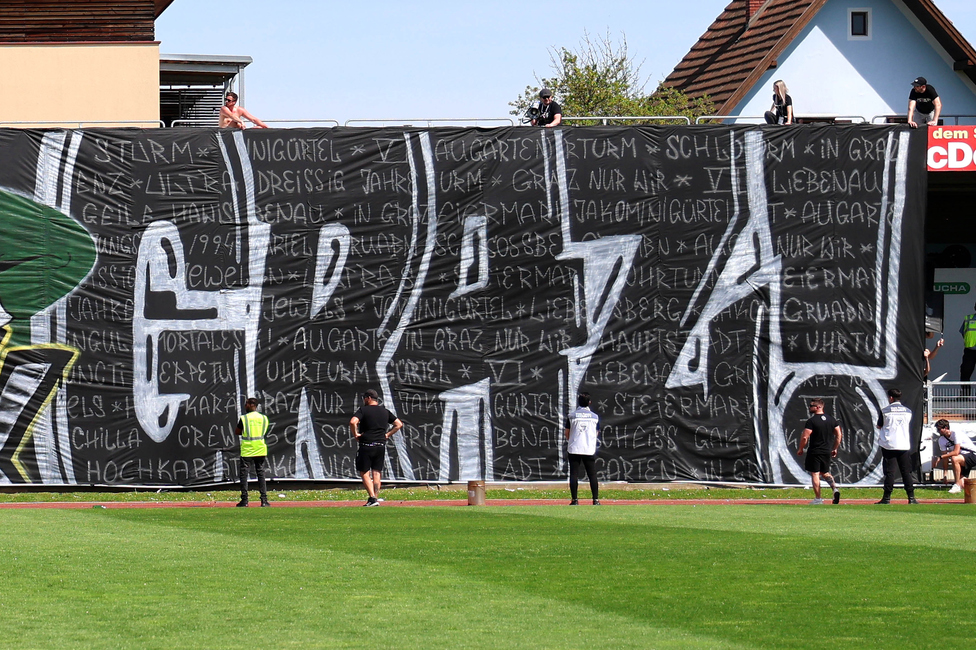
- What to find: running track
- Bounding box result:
[0,498,962,509]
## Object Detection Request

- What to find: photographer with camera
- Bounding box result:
[531,88,562,127]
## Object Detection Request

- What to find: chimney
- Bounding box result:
[748,0,765,19]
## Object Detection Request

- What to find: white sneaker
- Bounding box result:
[809,498,824,505]
[949,484,963,494]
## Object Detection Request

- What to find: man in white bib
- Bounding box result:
[875,388,917,504]
[565,393,601,505]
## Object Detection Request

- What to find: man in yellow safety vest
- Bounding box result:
[236,397,270,507]
[960,304,976,387]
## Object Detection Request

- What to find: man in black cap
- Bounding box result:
[350,389,402,506]
[908,76,941,128]
[532,89,562,128]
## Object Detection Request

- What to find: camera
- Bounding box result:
[524,100,541,123]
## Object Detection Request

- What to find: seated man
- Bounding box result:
[934,419,976,493]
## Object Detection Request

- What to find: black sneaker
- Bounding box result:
[364,497,379,507]
[570,499,579,505]
[832,490,840,505]
[908,497,919,504]
[593,499,601,505]
[260,499,271,507]
[874,499,890,505]
[236,499,249,508]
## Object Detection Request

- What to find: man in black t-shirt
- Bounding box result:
[532,88,562,127]
[908,76,941,128]
[350,389,402,506]
[797,398,843,504]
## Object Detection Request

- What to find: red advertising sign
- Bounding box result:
[928,125,976,171]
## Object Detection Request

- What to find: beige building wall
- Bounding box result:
[0,43,160,127]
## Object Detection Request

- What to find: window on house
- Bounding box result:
[849,9,870,38]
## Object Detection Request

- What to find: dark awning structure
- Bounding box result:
[159,54,252,127]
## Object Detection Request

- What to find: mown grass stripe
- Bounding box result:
[0,506,972,649]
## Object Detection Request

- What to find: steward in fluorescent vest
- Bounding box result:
[236,397,270,507]
[960,303,976,384]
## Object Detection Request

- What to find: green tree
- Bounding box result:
[510,31,712,125]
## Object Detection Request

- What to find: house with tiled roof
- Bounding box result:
[664,0,976,123]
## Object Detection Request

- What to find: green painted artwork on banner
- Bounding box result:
[0,187,96,482]
[0,188,96,346]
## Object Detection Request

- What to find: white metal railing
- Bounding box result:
[871,114,976,125]
[170,119,218,127]
[344,118,515,127]
[696,115,766,124]
[943,115,976,125]
[925,380,976,422]
[871,115,908,124]
[0,120,165,128]
[8,115,964,129]
[695,114,867,124]
[263,119,339,128]
[920,382,976,484]
[562,116,692,125]
[795,115,867,123]
[171,119,341,128]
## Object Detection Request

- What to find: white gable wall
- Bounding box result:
[732,0,976,123]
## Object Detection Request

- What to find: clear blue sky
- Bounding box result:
[156,0,976,124]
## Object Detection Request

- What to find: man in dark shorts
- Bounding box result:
[797,398,842,504]
[934,419,976,494]
[350,389,402,506]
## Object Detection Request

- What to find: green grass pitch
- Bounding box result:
[0,504,973,649]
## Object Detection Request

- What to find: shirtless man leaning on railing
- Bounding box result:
[219,91,268,129]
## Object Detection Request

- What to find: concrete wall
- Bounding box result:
[0,43,160,127]
[732,0,976,124]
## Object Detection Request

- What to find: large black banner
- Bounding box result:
[0,125,925,486]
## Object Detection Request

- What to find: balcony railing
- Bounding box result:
[2,114,975,129]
